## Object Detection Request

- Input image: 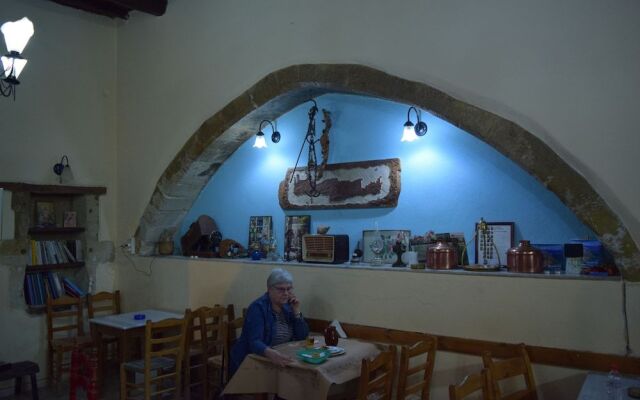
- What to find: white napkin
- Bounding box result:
[330,320,348,338]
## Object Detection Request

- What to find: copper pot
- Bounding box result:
[507,240,543,273]
[427,241,458,269]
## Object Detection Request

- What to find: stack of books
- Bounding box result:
[23,272,85,306]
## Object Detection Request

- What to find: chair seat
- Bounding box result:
[207,354,222,367]
[123,357,176,372]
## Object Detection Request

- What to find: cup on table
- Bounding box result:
[305,336,316,348]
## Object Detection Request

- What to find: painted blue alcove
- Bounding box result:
[178,93,594,260]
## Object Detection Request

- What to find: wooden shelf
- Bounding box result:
[0,182,106,196]
[28,227,85,235]
[25,262,85,273]
[29,227,86,235]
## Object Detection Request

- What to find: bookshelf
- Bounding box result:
[0,182,106,312]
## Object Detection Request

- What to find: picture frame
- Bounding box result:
[35,201,56,227]
[63,211,77,228]
[248,216,273,255]
[362,229,411,264]
[283,215,310,261]
[474,222,514,266]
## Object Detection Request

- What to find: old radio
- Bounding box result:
[302,234,349,264]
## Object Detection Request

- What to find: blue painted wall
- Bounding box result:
[179,93,594,259]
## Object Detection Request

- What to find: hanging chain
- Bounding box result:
[290,99,321,198]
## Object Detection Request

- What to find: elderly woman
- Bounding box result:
[230,268,309,375]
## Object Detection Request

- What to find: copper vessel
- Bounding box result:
[427,241,458,269]
[507,240,543,273]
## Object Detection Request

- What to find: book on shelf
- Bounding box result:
[23,272,84,306]
[26,240,82,266]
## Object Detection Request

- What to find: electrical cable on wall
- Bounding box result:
[120,245,154,277]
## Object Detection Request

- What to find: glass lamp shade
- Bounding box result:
[253,132,268,148]
[1,17,34,54]
[1,56,27,79]
[401,122,417,142]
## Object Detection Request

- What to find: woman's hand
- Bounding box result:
[288,293,301,315]
[264,347,293,367]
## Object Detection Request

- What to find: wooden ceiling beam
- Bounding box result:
[110,0,167,16]
[50,0,130,19]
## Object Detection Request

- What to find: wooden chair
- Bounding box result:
[397,336,438,399]
[120,316,187,400]
[45,295,94,387]
[356,345,396,400]
[207,314,244,391]
[184,306,227,400]
[482,345,537,400]
[449,368,494,400]
[87,291,121,361]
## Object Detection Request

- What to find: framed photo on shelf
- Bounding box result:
[362,229,411,264]
[248,216,273,254]
[284,215,310,261]
[63,211,77,228]
[474,222,514,266]
[35,201,56,227]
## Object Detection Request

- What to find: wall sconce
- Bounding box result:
[1,17,34,100]
[253,119,281,149]
[53,155,70,183]
[401,106,428,142]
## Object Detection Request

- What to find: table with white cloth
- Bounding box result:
[89,309,183,385]
[223,337,383,400]
[578,372,640,400]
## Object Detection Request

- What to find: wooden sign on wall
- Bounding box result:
[278,158,401,210]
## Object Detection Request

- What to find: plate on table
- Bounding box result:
[296,349,329,364]
[323,346,345,357]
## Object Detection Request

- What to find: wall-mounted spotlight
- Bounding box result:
[253,119,281,149]
[1,17,34,100]
[53,155,70,183]
[401,106,428,142]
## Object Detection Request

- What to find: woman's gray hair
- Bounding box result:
[267,268,293,288]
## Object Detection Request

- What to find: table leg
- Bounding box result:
[14,376,22,394]
[29,373,39,400]
[119,331,131,365]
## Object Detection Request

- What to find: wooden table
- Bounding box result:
[89,309,183,380]
[578,372,640,400]
[224,337,382,400]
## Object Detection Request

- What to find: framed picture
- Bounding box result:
[284,215,310,261]
[63,211,77,228]
[35,201,56,227]
[362,229,411,264]
[248,216,273,255]
[474,222,514,266]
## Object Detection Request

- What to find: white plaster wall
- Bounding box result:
[0,0,117,388]
[118,257,639,399]
[115,0,640,248]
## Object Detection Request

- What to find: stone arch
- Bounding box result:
[136,64,639,280]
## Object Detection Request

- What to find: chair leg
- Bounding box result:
[55,350,63,389]
[46,347,53,387]
[119,364,127,400]
[14,376,22,394]
[184,358,191,400]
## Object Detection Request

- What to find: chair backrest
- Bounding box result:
[87,290,121,319]
[222,316,244,384]
[143,316,187,399]
[200,306,228,357]
[356,345,396,400]
[397,336,438,400]
[449,368,494,400]
[46,295,84,341]
[482,344,537,400]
